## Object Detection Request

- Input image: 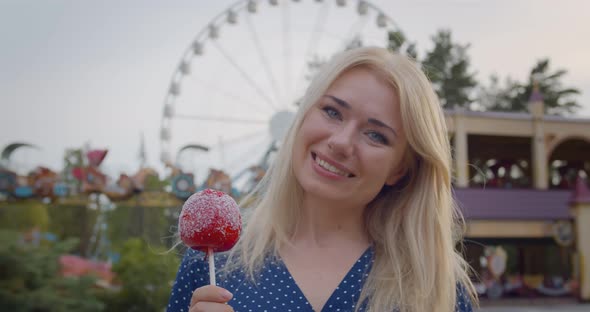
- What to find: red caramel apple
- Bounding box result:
[178,189,241,252]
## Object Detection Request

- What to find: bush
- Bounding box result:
[102,238,180,312]
[0,230,105,312]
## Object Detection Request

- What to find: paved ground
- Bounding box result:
[478,305,589,311]
[477,298,589,311]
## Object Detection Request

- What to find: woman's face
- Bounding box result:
[292,67,408,207]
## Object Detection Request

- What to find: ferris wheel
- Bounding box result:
[160,0,409,192]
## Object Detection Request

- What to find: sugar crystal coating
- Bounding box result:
[178,189,241,252]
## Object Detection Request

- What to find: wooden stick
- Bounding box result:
[208,247,216,285]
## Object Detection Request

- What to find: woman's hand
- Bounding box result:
[189,285,234,312]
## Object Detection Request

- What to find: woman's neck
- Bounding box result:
[291,194,369,249]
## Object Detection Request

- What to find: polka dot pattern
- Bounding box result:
[166,248,473,312]
[455,284,474,312]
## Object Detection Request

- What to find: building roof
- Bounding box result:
[454,188,572,220]
[443,108,590,123]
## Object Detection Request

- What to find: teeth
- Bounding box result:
[315,155,350,177]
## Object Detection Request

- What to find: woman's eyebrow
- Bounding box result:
[368,118,397,138]
[324,95,351,109]
[325,94,397,138]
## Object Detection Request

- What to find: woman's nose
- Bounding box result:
[327,124,355,158]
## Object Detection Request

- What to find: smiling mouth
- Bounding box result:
[312,152,355,178]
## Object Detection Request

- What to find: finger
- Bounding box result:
[190,285,233,306]
[189,301,234,312]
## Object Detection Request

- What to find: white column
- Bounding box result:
[454,109,469,187]
[570,178,590,301]
[529,100,548,189]
[453,107,469,187]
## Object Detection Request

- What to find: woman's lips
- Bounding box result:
[311,152,355,178]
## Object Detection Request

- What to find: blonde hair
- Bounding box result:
[226,47,477,312]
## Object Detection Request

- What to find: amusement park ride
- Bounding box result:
[158,0,411,193]
[3,0,410,201]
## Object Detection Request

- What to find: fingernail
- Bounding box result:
[222,290,233,300]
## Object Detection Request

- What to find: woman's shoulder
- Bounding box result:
[455,283,474,312]
[171,249,210,291]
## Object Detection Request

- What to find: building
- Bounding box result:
[445,90,590,300]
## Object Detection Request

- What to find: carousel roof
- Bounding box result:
[455,188,572,220]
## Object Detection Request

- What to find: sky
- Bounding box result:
[1,0,589,179]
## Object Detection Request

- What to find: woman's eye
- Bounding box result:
[366,131,388,145]
[322,106,342,120]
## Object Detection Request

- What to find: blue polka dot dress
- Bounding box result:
[166,247,473,312]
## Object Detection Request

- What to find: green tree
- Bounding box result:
[62,148,84,189]
[482,59,580,115]
[0,230,105,312]
[144,174,170,191]
[422,29,477,109]
[103,238,180,312]
[387,30,417,59]
[0,200,50,232]
[476,75,516,112]
[47,204,99,257]
[106,205,177,249]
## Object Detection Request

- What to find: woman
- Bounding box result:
[167,47,477,312]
